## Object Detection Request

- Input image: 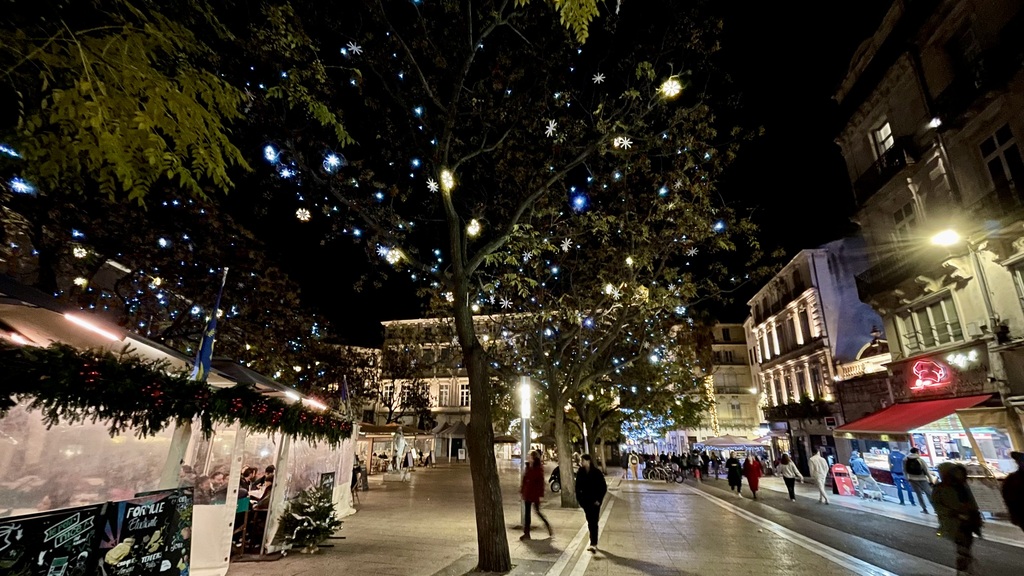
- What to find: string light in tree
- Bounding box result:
[323,153,344,173]
[439,169,455,193]
[545,119,558,138]
[263,145,279,163]
[713,220,726,232]
[686,247,698,257]
[426,179,439,193]
[72,246,88,259]
[9,177,35,195]
[296,208,312,222]
[560,238,573,252]
[467,219,481,237]
[345,41,363,55]
[73,277,88,287]
[500,297,512,310]
[660,77,683,99]
[592,73,605,84]
[613,136,633,150]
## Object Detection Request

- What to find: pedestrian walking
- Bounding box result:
[1001,451,1024,532]
[933,462,982,575]
[850,451,883,499]
[778,453,803,501]
[743,455,763,500]
[628,451,640,481]
[888,447,916,507]
[808,449,830,505]
[725,451,743,496]
[520,451,552,540]
[904,447,935,514]
[688,452,702,481]
[620,451,630,480]
[575,454,607,553]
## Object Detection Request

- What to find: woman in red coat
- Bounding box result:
[520,450,553,540]
[743,455,763,500]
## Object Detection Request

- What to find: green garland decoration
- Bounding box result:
[0,343,353,445]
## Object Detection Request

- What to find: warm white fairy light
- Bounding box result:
[440,169,455,193]
[73,277,88,287]
[296,208,312,222]
[467,219,481,237]
[72,246,88,259]
[660,77,683,98]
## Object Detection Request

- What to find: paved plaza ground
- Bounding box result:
[226,462,1023,576]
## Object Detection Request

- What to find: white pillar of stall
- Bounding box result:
[261,434,292,554]
[190,425,247,576]
[158,420,193,489]
[334,426,359,518]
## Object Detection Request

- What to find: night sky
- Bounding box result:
[266,2,892,345]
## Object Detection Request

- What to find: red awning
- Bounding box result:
[834,395,992,434]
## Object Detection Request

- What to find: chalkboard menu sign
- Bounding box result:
[96,489,193,576]
[319,472,336,491]
[0,504,105,576]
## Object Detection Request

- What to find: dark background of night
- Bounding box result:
[262,1,893,345]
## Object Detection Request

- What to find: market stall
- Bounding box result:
[833,394,1012,514]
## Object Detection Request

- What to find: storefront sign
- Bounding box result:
[98,488,193,576]
[893,346,988,400]
[0,504,105,576]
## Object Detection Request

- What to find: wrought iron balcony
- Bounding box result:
[853,138,916,206]
[856,246,945,301]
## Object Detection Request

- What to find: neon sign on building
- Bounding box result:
[909,349,982,392]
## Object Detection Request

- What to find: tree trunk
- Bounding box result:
[454,308,511,572]
[596,438,606,474]
[553,406,579,508]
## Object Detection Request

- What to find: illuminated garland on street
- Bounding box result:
[0,343,352,445]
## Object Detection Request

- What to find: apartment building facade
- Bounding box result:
[745,239,884,471]
[833,0,1024,461]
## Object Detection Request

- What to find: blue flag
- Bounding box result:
[190,268,229,383]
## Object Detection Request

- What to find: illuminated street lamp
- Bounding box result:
[930,228,998,331]
[519,376,532,527]
[930,229,961,247]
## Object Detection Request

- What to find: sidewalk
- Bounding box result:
[753,475,1024,548]
[226,463,876,576]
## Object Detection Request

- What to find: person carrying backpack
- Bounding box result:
[904,447,935,514]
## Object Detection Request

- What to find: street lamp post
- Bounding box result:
[519,376,531,528]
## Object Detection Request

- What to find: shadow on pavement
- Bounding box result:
[595,549,697,576]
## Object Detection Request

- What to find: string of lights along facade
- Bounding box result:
[673,323,763,449]
[833,0,1024,453]
[744,239,884,473]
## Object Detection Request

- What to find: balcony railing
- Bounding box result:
[853,138,916,206]
[934,13,1024,126]
[856,246,945,301]
[965,181,1024,225]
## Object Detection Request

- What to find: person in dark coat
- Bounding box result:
[575,454,607,552]
[933,462,982,574]
[725,451,743,496]
[520,451,552,540]
[1002,451,1024,532]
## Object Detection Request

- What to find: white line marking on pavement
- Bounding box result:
[682,485,952,576]
[546,498,615,576]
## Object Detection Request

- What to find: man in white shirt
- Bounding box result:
[808,449,831,505]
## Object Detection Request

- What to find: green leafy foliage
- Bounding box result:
[516,0,602,43]
[0,342,354,445]
[277,485,343,553]
[0,1,249,202]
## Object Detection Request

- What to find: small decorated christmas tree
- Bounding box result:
[277,486,342,553]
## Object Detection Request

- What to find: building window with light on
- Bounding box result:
[893,202,917,242]
[459,383,470,407]
[438,383,450,407]
[980,123,1024,194]
[873,121,894,156]
[896,295,963,354]
[810,364,823,399]
[383,382,395,405]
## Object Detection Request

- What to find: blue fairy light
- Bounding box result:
[0,144,20,158]
[410,158,421,168]
[71,229,85,239]
[263,145,279,163]
[571,193,588,212]
[352,228,363,237]
[413,106,423,117]
[374,191,385,201]
[658,186,669,197]
[323,152,344,173]
[713,220,726,232]
[583,317,595,329]
[9,177,35,195]
[158,238,170,248]
[675,305,687,316]
[279,167,296,179]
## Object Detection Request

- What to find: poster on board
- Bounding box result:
[97,488,193,576]
[0,504,105,576]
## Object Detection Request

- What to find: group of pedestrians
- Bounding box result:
[519,451,607,553]
[724,451,764,498]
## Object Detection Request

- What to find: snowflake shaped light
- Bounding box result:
[673,179,684,190]
[610,287,622,300]
[686,247,698,257]
[72,246,88,259]
[560,238,573,252]
[376,245,390,258]
[613,136,633,150]
[522,251,533,263]
[500,297,512,310]
[346,41,363,55]
[545,119,558,138]
[296,208,312,222]
[592,73,605,84]
[427,179,439,193]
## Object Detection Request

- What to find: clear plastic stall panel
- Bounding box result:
[286,440,342,499]
[0,402,174,516]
